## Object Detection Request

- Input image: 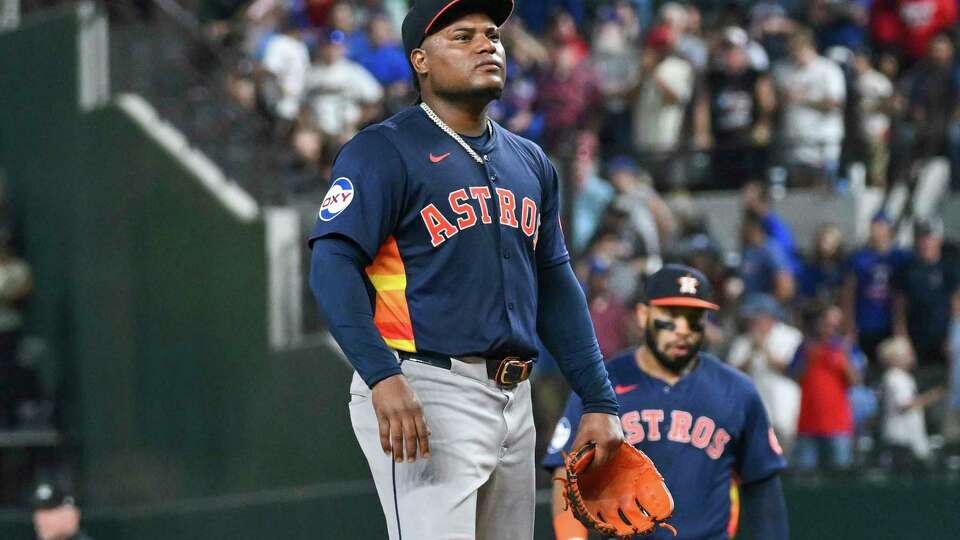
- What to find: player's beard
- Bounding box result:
[645,323,702,374]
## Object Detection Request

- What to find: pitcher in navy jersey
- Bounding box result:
[307,1,625,538]
[544,265,789,540]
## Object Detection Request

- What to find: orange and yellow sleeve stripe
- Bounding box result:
[365,236,416,352]
[727,475,741,538]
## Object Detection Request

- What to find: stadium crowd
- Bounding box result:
[207,0,960,194]
[198,0,960,473]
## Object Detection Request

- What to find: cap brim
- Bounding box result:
[424,0,514,36]
[650,297,719,311]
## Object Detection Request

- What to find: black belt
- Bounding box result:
[398,351,533,386]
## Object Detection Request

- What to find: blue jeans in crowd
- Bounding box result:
[792,434,854,471]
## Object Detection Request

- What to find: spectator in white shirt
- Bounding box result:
[259,24,310,123]
[772,27,846,187]
[631,24,694,189]
[728,293,804,454]
[659,2,707,71]
[302,30,383,161]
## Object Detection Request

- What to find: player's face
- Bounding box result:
[643,305,706,374]
[417,13,506,102]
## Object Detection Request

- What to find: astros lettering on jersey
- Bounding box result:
[543,351,786,540]
[308,106,568,358]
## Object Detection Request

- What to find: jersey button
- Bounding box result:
[507,302,515,310]
[489,173,497,182]
[503,250,510,259]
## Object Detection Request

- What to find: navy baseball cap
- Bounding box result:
[643,264,718,311]
[401,0,514,58]
[31,483,75,510]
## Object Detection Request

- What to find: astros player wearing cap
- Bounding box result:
[544,264,789,539]
[307,0,626,538]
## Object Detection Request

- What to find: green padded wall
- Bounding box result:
[0,4,368,517]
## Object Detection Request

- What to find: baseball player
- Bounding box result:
[307,1,624,538]
[544,265,789,540]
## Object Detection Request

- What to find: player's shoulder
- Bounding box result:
[333,108,423,166]
[491,122,550,168]
[356,106,422,138]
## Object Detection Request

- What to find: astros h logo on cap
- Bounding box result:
[644,264,719,311]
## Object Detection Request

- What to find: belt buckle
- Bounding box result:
[495,356,531,386]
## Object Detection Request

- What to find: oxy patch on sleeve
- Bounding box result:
[319,177,355,221]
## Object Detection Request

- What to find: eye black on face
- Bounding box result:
[652,307,706,333]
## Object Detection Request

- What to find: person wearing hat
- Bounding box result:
[31,483,92,540]
[728,294,803,454]
[307,0,625,538]
[544,264,788,539]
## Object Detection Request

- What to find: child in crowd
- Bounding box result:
[878,336,944,470]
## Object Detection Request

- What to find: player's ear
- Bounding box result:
[410,48,429,78]
[635,303,648,329]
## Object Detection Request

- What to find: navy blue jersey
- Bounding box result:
[542,350,786,540]
[308,105,568,358]
[845,247,911,334]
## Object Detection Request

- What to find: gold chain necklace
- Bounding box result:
[419,102,492,165]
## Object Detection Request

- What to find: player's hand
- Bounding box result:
[371,374,431,463]
[570,412,624,470]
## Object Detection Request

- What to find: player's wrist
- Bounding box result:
[581,403,620,416]
[366,367,404,389]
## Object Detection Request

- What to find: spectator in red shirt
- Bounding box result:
[870,0,958,62]
[792,305,861,471]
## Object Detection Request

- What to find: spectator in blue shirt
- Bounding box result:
[740,210,796,303]
[356,13,411,88]
[841,211,911,370]
[743,180,801,274]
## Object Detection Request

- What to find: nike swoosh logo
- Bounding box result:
[429,152,451,163]
[614,384,638,395]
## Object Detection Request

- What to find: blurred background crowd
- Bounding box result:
[6,0,960,505]
[197,0,960,198]
[184,0,960,476]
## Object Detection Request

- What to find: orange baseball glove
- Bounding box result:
[557,441,677,539]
